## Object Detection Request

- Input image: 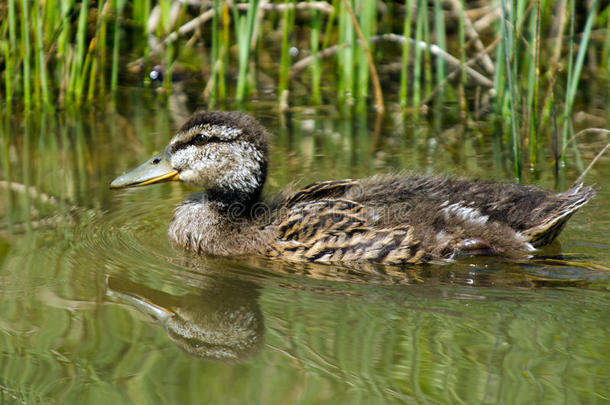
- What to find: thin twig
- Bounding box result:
[135,8,217,67]
[165,9,216,45]
[561,128,610,156]
[373,34,494,88]
[422,36,501,105]
[235,1,334,14]
[341,0,384,113]
[291,44,342,74]
[574,141,610,185]
[472,7,502,32]
[554,127,610,185]
[291,34,495,89]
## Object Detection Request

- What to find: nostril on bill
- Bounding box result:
[152,158,161,164]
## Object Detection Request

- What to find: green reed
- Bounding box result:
[33,4,48,106]
[500,0,522,179]
[69,0,89,104]
[338,1,354,104]
[456,0,466,115]
[421,1,432,100]
[111,0,122,100]
[399,2,412,107]
[525,0,541,169]
[1,0,609,177]
[562,0,600,164]
[233,0,259,104]
[412,0,424,108]
[208,0,220,108]
[3,37,13,115]
[19,0,32,111]
[88,1,109,102]
[218,3,229,100]
[605,11,610,77]
[278,0,295,104]
[5,0,17,110]
[356,0,376,103]
[433,0,446,93]
[309,9,322,104]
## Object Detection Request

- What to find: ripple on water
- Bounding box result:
[73,196,182,278]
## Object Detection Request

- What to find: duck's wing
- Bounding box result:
[274,198,427,264]
[285,180,358,206]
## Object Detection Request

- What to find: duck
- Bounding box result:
[110,111,596,265]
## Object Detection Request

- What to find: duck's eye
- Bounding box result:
[185,133,220,148]
[194,133,208,144]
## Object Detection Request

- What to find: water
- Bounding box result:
[1,94,609,403]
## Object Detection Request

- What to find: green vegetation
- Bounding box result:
[1,1,609,178]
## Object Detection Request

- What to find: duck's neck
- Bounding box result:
[167,187,267,256]
[205,161,267,214]
[205,186,263,215]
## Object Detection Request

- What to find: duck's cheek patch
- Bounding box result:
[171,146,201,171]
[218,142,264,192]
[221,164,261,192]
[179,169,209,186]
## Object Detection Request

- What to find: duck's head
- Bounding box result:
[111,111,269,204]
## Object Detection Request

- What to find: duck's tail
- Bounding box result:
[521,183,597,247]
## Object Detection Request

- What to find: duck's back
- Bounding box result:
[270,175,596,264]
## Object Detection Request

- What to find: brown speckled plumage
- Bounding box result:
[114,111,597,265]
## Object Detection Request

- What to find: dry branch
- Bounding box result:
[373,34,494,88]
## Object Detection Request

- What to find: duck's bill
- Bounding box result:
[106,276,175,322]
[110,151,179,189]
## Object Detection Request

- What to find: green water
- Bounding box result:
[1,95,609,404]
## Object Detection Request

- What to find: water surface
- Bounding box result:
[1,95,609,404]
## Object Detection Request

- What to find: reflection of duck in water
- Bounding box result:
[111,111,596,265]
[106,276,264,361]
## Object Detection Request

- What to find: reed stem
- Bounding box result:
[561,0,599,163]
[500,0,522,180]
[234,0,259,103]
[19,0,31,111]
[399,3,413,107]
